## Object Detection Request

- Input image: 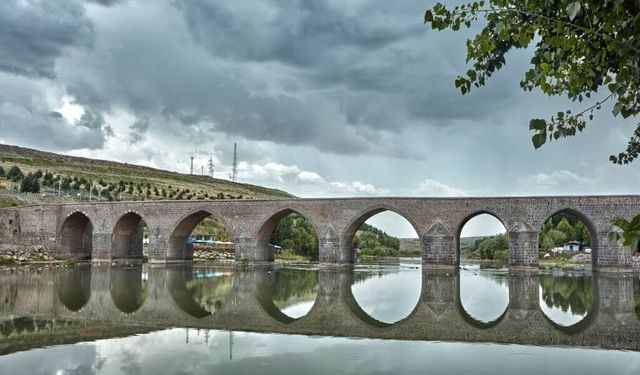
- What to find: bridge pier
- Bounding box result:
[593,231,632,272]
[421,269,457,318]
[422,221,457,270]
[507,271,540,314]
[508,230,539,271]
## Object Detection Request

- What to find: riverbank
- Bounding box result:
[1,247,639,270]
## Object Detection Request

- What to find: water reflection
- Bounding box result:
[0,265,639,354]
[270,267,318,319]
[56,266,91,312]
[351,263,421,323]
[459,267,509,324]
[186,268,234,314]
[167,266,234,318]
[539,273,594,327]
[110,266,147,314]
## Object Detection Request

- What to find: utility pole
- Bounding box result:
[190,156,194,175]
[231,143,238,182]
[89,180,92,201]
[201,165,204,176]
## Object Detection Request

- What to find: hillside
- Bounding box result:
[0,144,292,205]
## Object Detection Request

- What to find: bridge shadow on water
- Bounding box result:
[0,264,639,351]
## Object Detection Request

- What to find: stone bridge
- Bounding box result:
[0,266,639,350]
[1,196,639,270]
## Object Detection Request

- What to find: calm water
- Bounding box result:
[0,262,639,374]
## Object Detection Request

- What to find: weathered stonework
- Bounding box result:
[0,195,638,271]
[1,266,639,350]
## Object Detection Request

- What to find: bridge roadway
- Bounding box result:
[1,196,639,270]
[0,266,639,351]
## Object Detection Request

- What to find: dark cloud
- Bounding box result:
[0,0,94,78]
[129,117,149,144]
[48,0,522,159]
[178,0,416,67]
[0,74,110,151]
[87,0,126,5]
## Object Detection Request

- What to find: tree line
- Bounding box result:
[268,215,406,259]
[464,213,592,261]
[353,223,402,257]
[1,165,246,200]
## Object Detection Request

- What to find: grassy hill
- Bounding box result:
[0,144,293,205]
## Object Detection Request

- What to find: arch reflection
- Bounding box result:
[57,266,92,312]
[110,266,147,314]
[350,265,422,324]
[167,266,234,318]
[539,273,597,333]
[458,268,509,327]
[270,267,318,319]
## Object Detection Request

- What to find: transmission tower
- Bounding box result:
[231,143,238,182]
[207,156,215,178]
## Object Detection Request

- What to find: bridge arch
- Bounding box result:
[254,207,321,262]
[340,205,421,262]
[112,211,148,261]
[59,211,93,260]
[167,209,236,262]
[454,210,508,264]
[538,207,599,267]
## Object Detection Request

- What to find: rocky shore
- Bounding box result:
[1,246,639,270]
[0,244,55,263]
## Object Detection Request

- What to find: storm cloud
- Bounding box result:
[0,0,637,219]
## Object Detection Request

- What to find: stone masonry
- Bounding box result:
[1,195,639,271]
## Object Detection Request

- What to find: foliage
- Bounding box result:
[353,223,401,258]
[0,197,21,207]
[0,166,4,177]
[466,233,509,261]
[271,214,319,260]
[191,217,233,242]
[425,0,640,164]
[0,258,17,265]
[539,274,593,315]
[609,216,640,252]
[539,213,591,252]
[271,269,319,305]
[6,165,23,182]
[60,260,76,268]
[19,173,40,193]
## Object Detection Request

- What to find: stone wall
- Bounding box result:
[0,195,639,270]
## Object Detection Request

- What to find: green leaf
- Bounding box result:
[566,2,581,21]
[612,103,622,117]
[529,118,547,131]
[532,132,547,149]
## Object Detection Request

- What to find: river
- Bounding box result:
[0,262,638,374]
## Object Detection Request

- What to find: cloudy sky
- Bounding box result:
[0,0,638,237]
